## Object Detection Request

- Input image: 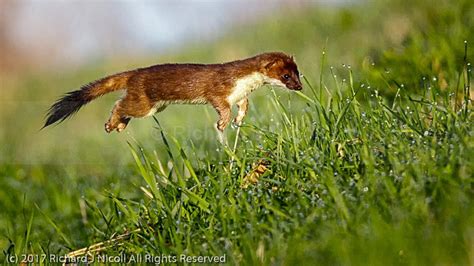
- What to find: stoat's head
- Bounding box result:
[259,52,303,91]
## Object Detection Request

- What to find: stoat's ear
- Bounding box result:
[290,55,296,62]
[264,59,279,70]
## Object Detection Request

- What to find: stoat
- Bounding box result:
[43,52,302,142]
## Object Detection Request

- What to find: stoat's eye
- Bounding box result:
[283,74,290,80]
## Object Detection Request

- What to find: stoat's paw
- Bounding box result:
[232,118,243,129]
[105,122,115,133]
[116,122,127,132]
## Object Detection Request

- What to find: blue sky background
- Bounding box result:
[2,0,349,70]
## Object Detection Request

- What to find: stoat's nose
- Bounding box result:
[293,82,303,90]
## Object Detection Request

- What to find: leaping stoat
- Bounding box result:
[43,52,302,141]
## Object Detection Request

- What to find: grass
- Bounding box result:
[68,47,471,265]
[1,0,473,265]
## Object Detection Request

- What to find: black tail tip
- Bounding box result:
[42,90,89,130]
[41,117,56,130]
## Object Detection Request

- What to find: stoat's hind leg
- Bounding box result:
[105,101,129,133]
[105,96,163,133]
[116,117,131,132]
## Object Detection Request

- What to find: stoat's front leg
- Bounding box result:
[234,98,249,126]
[212,101,232,144]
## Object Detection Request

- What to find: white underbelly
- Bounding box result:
[146,98,207,117]
[227,72,285,105]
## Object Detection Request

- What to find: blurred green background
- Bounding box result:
[3,0,471,167]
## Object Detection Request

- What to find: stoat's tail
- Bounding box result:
[43,72,131,128]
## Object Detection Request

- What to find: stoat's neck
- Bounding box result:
[227,71,285,105]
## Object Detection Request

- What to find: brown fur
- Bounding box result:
[44,52,302,136]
